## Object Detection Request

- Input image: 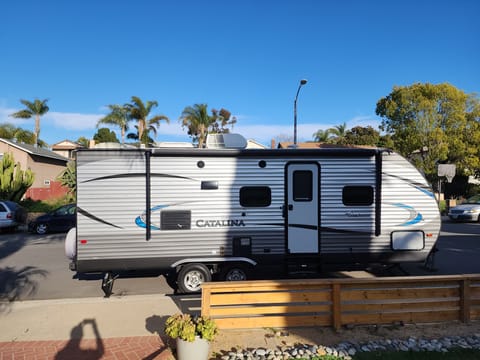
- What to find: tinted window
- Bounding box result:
[293,170,312,202]
[240,187,271,207]
[343,186,374,206]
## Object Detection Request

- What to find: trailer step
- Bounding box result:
[286,258,322,277]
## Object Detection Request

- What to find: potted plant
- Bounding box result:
[165,313,218,360]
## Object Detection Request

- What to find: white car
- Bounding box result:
[0,200,27,230]
[448,195,480,222]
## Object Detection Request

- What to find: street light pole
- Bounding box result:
[293,79,308,147]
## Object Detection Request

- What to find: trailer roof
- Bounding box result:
[76,147,386,158]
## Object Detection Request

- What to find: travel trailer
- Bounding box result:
[66,141,441,295]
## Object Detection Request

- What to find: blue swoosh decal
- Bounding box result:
[393,203,423,226]
[135,204,169,230]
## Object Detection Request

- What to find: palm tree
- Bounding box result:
[126,121,160,145]
[125,96,169,146]
[10,98,49,147]
[329,122,348,143]
[97,104,130,144]
[313,129,331,142]
[180,104,214,148]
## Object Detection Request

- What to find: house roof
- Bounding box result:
[246,139,267,149]
[0,138,69,162]
[51,139,85,150]
[277,141,376,149]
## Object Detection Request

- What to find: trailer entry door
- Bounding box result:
[286,162,320,253]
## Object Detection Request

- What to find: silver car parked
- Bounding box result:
[448,195,480,222]
[0,200,27,231]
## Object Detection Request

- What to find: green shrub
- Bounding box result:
[165,313,218,342]
[20,196,74,213]
[438,200,446,215]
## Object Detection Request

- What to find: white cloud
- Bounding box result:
[46,111,102,130]
[0,105,23,126]
[348,115,381,129]
[156,122,188,137]
[0,105,102,131]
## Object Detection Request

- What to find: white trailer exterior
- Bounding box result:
[69,147,441,294]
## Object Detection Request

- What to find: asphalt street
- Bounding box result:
[1,217,479,301]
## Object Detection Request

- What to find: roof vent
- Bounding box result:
[205,133,247,149]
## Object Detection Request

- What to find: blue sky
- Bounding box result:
[1,0,479,147]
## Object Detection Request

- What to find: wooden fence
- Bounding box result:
[201,274,480,330]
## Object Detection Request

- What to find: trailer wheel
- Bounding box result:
[177,263,211,294]
[220,264,251,282]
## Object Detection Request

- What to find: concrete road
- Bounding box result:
[0,231,173,301]
[425,218,480,274]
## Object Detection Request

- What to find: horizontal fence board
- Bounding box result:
[210,291,331,306]
[341,287,459,301]
[207,285,333,293]
[214,315,332,329]
[342,300,459,313]
[203,280,332,292]
[471,309,480,320]
[471,286,480,298]
[342,310,459,325]
[341,281,459,291]
[209,304,331,317]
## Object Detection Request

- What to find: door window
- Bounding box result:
[293,170,312,202]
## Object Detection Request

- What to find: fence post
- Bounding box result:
[201,284,212,317]
[332,283,341,331]
[460,279,471,323]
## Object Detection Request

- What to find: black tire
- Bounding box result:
[164,269,179,293]
[177,263,211,294]
[35,223,48,235]
[220,264,251,282]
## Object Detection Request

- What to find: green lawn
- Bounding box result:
[300,349,480,359]
[353,349,480,359]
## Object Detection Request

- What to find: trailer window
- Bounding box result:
[342,186,374,206]
[240,186,271,207]
[293,170,313,202]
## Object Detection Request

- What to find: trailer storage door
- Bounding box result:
[286,162,320,253]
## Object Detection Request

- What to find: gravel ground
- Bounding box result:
[209,321,480,359]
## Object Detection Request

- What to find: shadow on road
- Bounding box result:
[0,266,48,312]
[168,293,202,316]
[0,233,27,260]
[0,231,66,261]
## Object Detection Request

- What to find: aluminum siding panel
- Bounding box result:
[75,149,440,270]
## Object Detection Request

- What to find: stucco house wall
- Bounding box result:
[51,139,85,160]
[0,138,69,200]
